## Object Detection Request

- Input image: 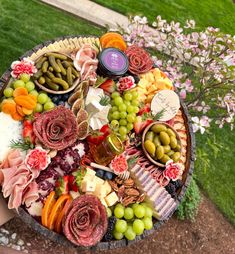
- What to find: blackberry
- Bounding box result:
[103,216,117,242]
[108,216,117,231]
[165,183,176,196]
[170,180,183,190]
[103,231,113,242]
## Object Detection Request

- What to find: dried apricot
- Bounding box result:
[16,105,25,117]
[22,107,33,115]
[1,102,16,115]
[11,111,23,121]
[104,38,127,51]
[13,87,28,97]
[14,95,36,110]
[100,32,124,48]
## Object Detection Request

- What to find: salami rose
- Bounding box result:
[125,45,153,75]
[33,106,78,150]
[63,194,108,247]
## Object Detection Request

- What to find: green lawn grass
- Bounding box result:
[93,0,235,35]
[0,0,103,76]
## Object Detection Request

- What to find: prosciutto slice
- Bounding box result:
[73,44,98,85]
[0,149,39,210]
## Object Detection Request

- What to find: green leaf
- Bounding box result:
[99,95,111,106]
[10,139,34,151]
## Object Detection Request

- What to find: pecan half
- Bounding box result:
[117,185,125,200]
[122,196,137,206]
[125,188,140,197]
[124,178,134,188]
[108,180,119,192]
[115,177,124,185]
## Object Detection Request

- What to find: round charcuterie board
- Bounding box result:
[0,35,195,250]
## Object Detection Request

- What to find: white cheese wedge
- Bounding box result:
[86,101,101,116]
[94,184,107,198]
[105,192,119,207]
[86,168,96,176]
[85,87,104,105]
[94,176,105,185]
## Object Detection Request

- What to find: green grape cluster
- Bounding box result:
[108,90,139,140]
[111,202,154,241]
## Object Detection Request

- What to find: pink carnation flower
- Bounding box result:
[11,58,37,78]
[163,160,182,181]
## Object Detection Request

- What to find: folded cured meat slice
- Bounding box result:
[63,194,108,247]
[33,106,78,150]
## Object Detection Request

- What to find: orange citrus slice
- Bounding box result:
[103,38,127,51]
[47,194,71,230]
[54,198,72,233]
[41,191,56,227]
[100,32,124,48]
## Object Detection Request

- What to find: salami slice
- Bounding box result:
[63,194,108,247]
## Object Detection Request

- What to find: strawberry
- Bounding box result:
[55,176,69,196]
[134,116,153,134]
[86,131,105,145]
[22,120,36,144]
[138,104,151,116]
[68,175,79,192]
[99,79,116,93]
[100,124,111,137]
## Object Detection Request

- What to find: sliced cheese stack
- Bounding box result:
[130,164,177,220]
[81,168,119,207]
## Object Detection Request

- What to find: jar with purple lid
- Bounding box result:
[98,48,129,79]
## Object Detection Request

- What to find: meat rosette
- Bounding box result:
[125,45,153,75]
[63,194,108,247]
[33,106,78,150]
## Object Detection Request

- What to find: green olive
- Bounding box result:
[144,140,156,157]
[156,146,164,160]
[175,144,181,152]
[172,152,181,162]
[163,145,171,153]
[151,124,167,133]
[167,150,175,157]
[145,131,154,142]
[153,135,161,147]
[159,131,170,145]
[170,136,178,149]
[160,154,171,164]
[166,128,176,137]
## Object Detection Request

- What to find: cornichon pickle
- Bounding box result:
[159,131,170,145]
[62,60,73,68]
[33,69,43,79]
[45,52,67,60]
[160,154,171,164]
[151,124,167,133]
[167,150,175,157]
[175,144,181,152]
[56,59,66,75]
[153,136,161,147]
[49,66,54,72]
[35,56,47,69]
[170,136,177,149]
[46,71,55,79]
[67,67,73,86]
[166,128,176,137]
[156,146,164,160]
[48,56,61,73]
[172,152,180,162]
[44,77,59,91]
[145,131,154,142]
[144,140,155,157]
[51,77,69,90]
[71,67,79,78]
[55,72,62,78]
[42,61,49,73]
[38,76,45,84]
[163,145,171,153]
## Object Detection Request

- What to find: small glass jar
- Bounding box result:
[90,133,124,166]
[97,48,129,79]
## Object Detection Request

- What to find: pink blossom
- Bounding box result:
[163,160,183,181]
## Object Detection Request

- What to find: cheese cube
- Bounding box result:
[94,184,106,198]
[105,192,119,207]
[103,181,112,196]
[100,197,108,207]
[81,180,96,193]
